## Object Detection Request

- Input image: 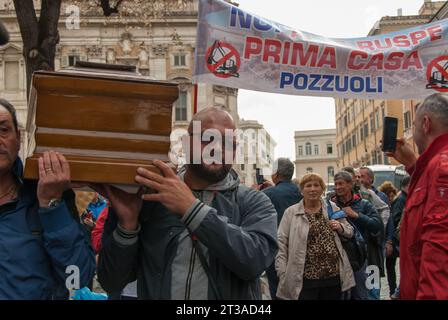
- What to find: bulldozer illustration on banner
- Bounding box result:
[206,40,240,78]
[427,58,448,90]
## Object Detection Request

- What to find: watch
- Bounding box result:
[47,198,62,208]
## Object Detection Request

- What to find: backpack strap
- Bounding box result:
[326,199,334,219]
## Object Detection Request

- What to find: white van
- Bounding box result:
[367,165,407,189]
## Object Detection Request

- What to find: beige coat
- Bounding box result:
[275,199,356,300]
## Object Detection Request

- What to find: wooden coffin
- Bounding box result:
[24,63,179,186]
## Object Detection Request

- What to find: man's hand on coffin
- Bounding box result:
[135,160,196,216]
[90,183,143,231]
[37,151,71,208]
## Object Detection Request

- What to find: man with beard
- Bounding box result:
[358,167,390,206]
[97,107,278,299]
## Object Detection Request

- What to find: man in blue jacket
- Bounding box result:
[262,157,302,299]
[333,171,383,300]
[0,99,95,300]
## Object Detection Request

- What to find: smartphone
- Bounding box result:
[255,168,265,185]
[382,117,398,153]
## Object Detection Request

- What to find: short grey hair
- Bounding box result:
[341,166,356,176]
[273,158,295,181]
[416,93,448,129]
[360,166,374,182]
[334,171,353,183]
[401,175,411,189]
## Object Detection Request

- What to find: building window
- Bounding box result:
[253,164,256,170]
[347,139,352,152]
[363,122,369,138]
[328,166,335,178]
[4,61,19,91]
[404,111,411,130]
[377,150,383,164]
[327,144,333,154]
[370,113,375,133]
[68,55,80,67]
[241,164,245,171]
[343,114,348,127]
[175,91,187,121]
[376,110,380,129]
[306,142,312,155]
[174,54,186,67]
[314,145,319,155]
[360,126,364,140]
[306,167,313,173]
[342,143,346,155]
[298,145,303,156]
[352,134,357,147]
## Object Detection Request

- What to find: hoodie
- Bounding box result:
[98,167,278,299]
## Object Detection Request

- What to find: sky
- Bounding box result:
[236,0,425,161]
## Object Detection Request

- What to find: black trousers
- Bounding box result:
[266,262,279,300]
[298,283,342,300]
[386,256,398,296]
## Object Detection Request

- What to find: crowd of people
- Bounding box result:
[0,93,447,300]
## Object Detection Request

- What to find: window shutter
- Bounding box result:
[61,56,69,68]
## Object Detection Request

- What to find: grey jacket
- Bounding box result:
[97,168,278,300]
[365,188,390,230]
[276,199,356,300]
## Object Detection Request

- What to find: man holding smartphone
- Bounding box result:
[385,93,448,300]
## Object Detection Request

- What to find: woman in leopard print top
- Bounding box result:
[276,173,356,300]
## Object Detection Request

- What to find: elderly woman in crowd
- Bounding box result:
[276,173,355,300]
[378,181,398,204]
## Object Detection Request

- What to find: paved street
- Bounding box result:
[260,259,401,300]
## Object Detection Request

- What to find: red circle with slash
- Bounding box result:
[426,56,448,92]
[205,41,241,78]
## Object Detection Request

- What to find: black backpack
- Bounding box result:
[326,200,367,272]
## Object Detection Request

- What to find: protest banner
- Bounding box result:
[193,0,448,99]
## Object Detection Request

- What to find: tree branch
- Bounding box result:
[13,0,39,51]
[13,0,40,97]
[39,0,62,44]
[38,0,62,69]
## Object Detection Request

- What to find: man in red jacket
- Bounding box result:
[386,93,448,300]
